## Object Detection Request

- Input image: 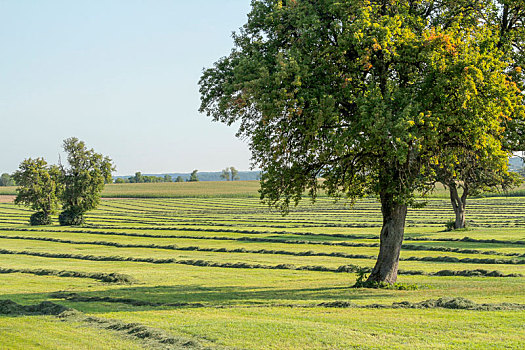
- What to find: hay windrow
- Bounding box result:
[50,291,204,308]
[58,309,207,349]
[47,292,525,312]
[0,248,521,277]
[0,300,70,315]
[2,228,524,258]
[319,297,525,311]
[0,267,134,283]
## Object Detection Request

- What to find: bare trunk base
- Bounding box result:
[449,184,467,230]
[366,194,407,284]
[454,206,466,229]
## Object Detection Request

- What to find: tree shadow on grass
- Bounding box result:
[1,284,393,315]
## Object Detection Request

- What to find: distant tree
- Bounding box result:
[220,167,240,181]
[175,176,184,182]
[114,178,127,184]
[230,167,239,181]
[188,170,199,182]
[220,168,230,181]
[0,173,15,186]
[12,158,62,225]
[127,172,171,183]
[130,172,144,183]
[59,137,114,226]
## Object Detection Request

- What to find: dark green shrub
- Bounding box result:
[445,220,456,231]
[30,212,52,226]
[445,219,471,231]
[59,210,84,226]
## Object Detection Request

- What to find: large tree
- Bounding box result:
[59,138,114,226]
[12,158,62,225]
[199,0,525,284]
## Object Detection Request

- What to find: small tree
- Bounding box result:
[175,176,185,182]
[230,167,239,181]
[188,170,199,182]
[59,138,114,226]
[130,171,144,183]
[0,173,15,186]
[220,168,230,181]
[437,149,522,229]
[163,174,172,182]
[221,167,240,181]
[12,158,62,225]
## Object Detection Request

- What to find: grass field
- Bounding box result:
[0,182,524,349]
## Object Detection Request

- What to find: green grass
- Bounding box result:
[0,316,145,350]
[0,186,524,349]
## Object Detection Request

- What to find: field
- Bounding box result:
[1,181,525,198]
[0,183,524,349]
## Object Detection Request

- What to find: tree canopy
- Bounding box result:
[200,0,525,283]
[432,0,525,229]
[188,170,199,182]
[12,158,62,225]
[59,137,114,225]
[221,166,240,181]
[0,173,15,186]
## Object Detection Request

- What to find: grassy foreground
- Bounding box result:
[0,182,524,349]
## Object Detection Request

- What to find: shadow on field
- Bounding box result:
[1,284,392,315]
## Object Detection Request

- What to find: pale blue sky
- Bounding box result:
[0,0,252,175]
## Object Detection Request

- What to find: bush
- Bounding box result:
[59,210,84,226]
[445,220,456,231]
[445,219,470,231]
[30,212,51,226]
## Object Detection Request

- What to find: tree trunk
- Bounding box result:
[366,193,408,284]
[449,183,467,229]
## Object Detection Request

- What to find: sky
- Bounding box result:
[0,0,253,175]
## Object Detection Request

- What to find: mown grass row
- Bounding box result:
[1,234,524,263]
[1,192,524,349]
[0,267,132,283]
[0,248,522,278]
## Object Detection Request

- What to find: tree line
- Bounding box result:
[113,167,242,183]
[114,170,200,183]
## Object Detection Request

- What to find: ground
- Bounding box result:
[0,183,523,349]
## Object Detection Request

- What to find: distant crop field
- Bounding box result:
[0,189,524,349]
[0,186,16,195]
[3,179,525,200]
[102,181,262,198]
